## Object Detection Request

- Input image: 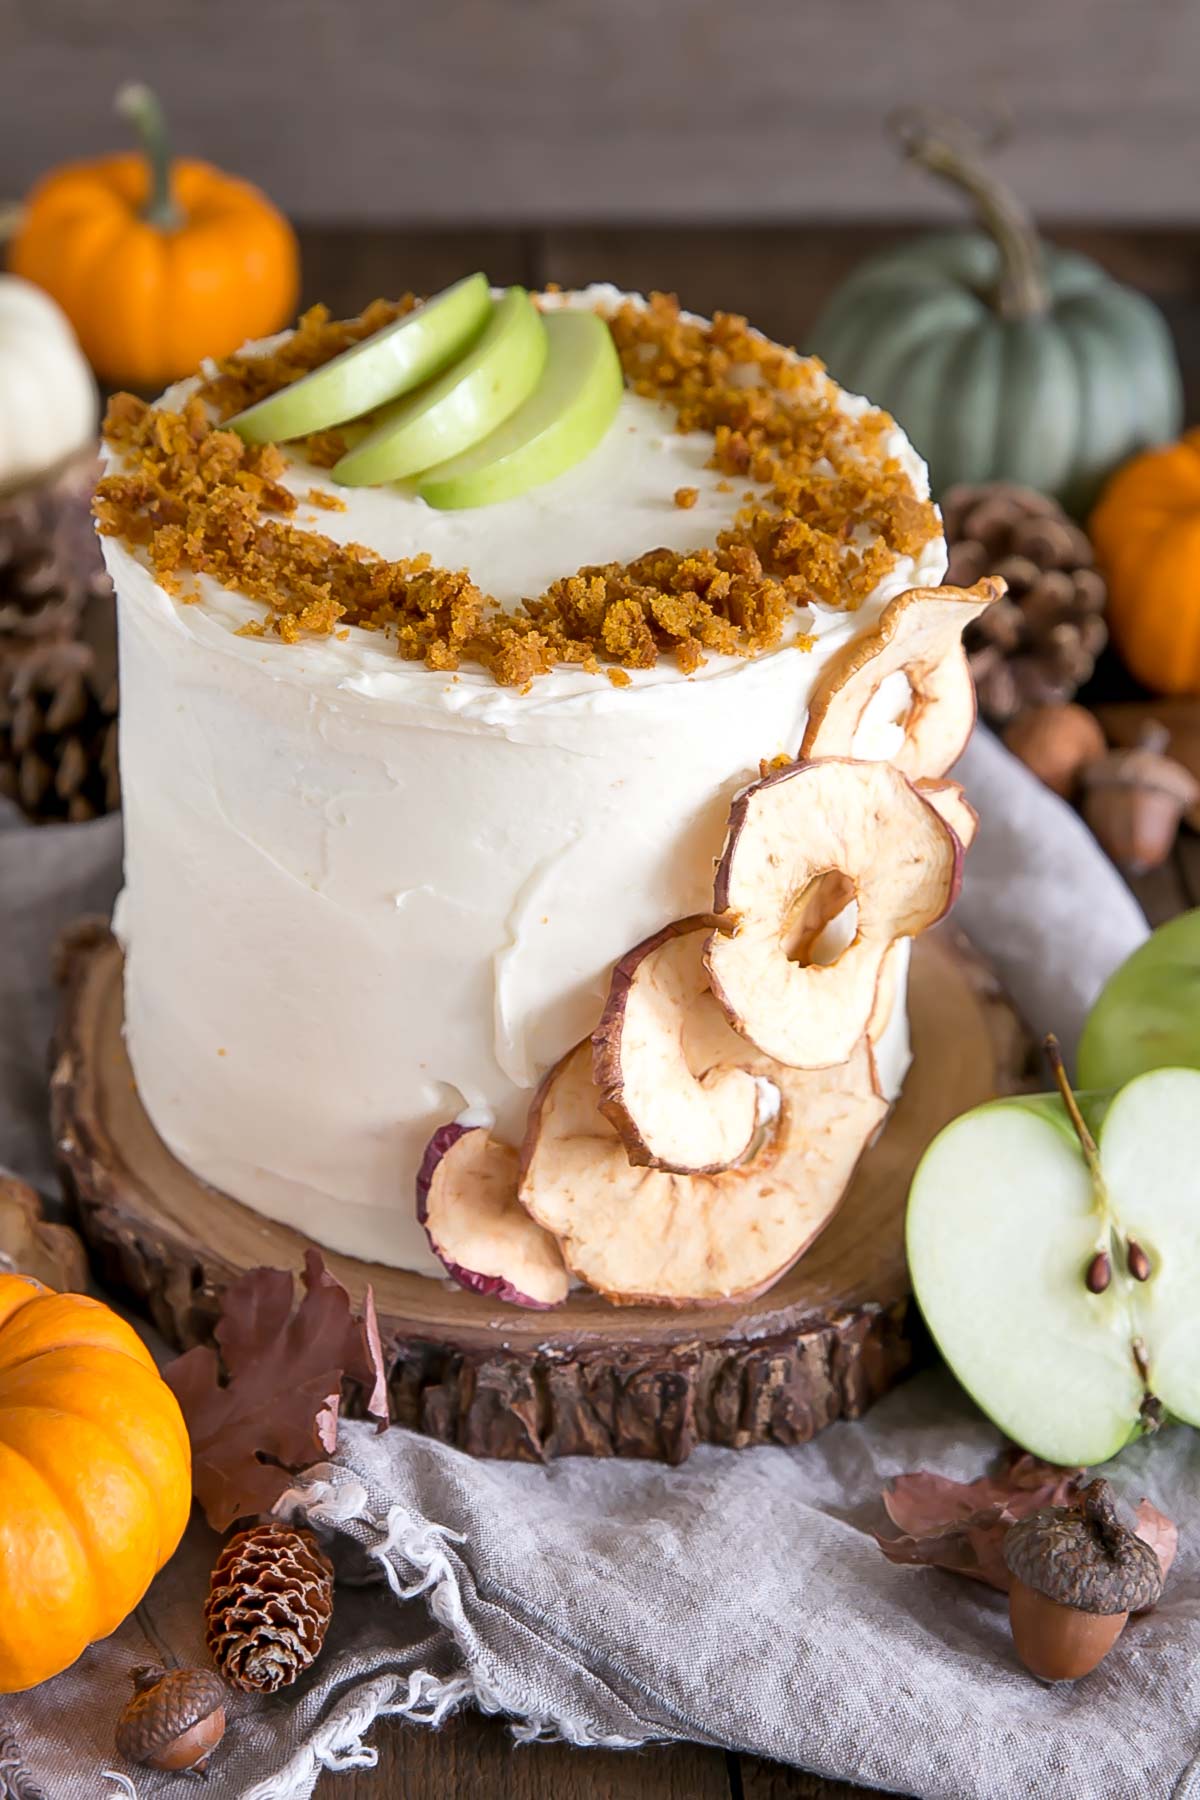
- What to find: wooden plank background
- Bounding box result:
[3,0,1200,225]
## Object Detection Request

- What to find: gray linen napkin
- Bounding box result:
[1,732,1182,1800]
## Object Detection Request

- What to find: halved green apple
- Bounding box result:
[907,1058,1200,1467]
[331,288,547,487]
[227,273,490,444]
[417,311,622,509]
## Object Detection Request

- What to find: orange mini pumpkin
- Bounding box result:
[1091,431,1200,696]
[9,85,298,391]
[0,1272,191,1692]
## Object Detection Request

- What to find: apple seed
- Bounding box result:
[1127,1239,1151,1282]
[1085,1249,1111,1294]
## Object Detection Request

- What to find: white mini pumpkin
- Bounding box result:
[0,275,98,492]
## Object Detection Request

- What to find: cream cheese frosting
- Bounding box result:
[103,288,946,1275]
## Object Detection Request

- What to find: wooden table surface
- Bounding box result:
[289,221,1198,1797]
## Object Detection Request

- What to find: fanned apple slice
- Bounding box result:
[520,1032,887,1307]
[801,580,1003,779]
[417,1123,569,1308]
[593,918,760,1174]
[705,758,961,1070]
[867,940,906,1048]
[914,778,979,851]
[863,784,976,1052]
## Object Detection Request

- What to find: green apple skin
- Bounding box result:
[227,273,491,445]
[1078,909,1200,1091]
[906,1067,1200,1467]
[331,289,547,487]
[416,311,623,509]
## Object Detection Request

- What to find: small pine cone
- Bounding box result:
[1072,568,1108,615]
[0,453,106,639]
[967,595,1025,653]
[944,480,1108,724]
[944,537,989,588]
[205,1524,334,1694]
[970,649,1023,725]
[0,605,118,825]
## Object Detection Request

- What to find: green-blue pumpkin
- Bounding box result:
[810,126,1183,518]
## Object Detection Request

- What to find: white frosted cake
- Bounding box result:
[95,282,993,1300]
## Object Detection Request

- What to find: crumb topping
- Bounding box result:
[94,292,939,687]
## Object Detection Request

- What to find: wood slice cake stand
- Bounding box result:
[51,924,1031,1463]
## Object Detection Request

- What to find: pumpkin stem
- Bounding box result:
[115,84,184,232]
[890,110,1050,321]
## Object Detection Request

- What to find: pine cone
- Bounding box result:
[942,482,1108,727]
[0,627,118,823]
[205,1524,334,1694]
[0,454,118,825]
[0,452,107,640]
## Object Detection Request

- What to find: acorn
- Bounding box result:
[1003,1479,1164,1681]
[1079,722,1200,875]
[1002,702,1106,799]
[114,1664,227,1774]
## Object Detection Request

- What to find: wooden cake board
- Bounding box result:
[51,924,1032,1463]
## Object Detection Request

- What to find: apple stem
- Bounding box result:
[1044,1035,1104,1180]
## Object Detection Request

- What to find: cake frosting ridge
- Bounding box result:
[98,285,948,1276]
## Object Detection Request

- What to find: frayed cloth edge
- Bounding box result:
[272,1470,648,1757]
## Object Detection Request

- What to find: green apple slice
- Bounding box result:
[331,288,547,487]
[416,311,622,509]
[226,273,491,444]
[1078,909,1200,1091]
[907,1060,1200,1466]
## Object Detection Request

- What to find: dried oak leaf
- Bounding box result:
[1134,1499,1179,1586]
[876,1452,1086,1591]
[166,1249,389,1531]
[876,1452,1178,1595]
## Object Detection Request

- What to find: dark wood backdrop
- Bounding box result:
[5,0,1200,225]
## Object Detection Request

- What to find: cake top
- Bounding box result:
[94,284,941,689]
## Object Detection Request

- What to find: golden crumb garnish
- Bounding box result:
[95,291,938,686]
[306,487,347,511]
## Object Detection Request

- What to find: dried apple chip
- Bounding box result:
[915,778,979,851]
[592,918,760,1173]
[417,1123,569,1308]
[705,758,962,1070]
[861,783,977,1052]
[801,580,1003,779]
[520,1024,887,1308]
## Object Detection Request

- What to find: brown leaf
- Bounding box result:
[1134,1499,1179,1584]
[166,1249,389,1531]
[876,1451,1086,1592]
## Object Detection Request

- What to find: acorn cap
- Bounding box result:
[1079,724,1200,809]
[114,1664,227,1766]
[1004,1480,1164,1616]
